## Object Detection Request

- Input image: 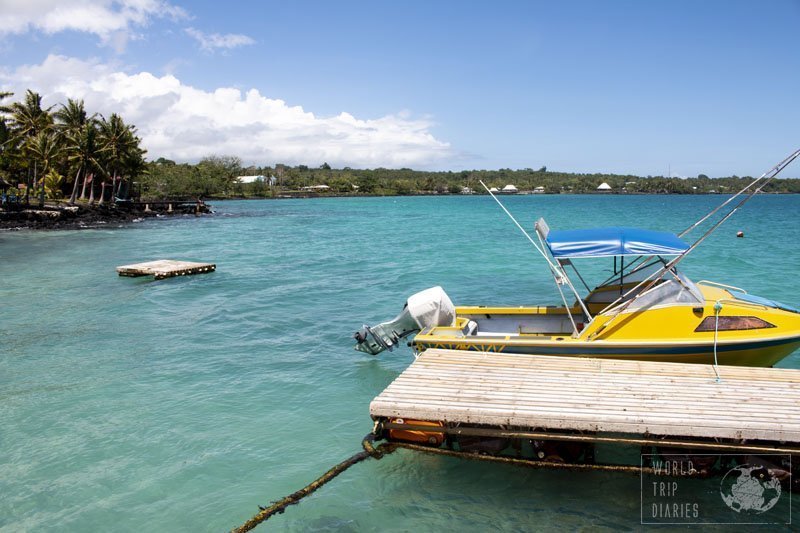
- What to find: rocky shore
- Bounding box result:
[0,202,211,231]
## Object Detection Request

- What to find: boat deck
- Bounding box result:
[116,259,216,280]
[370,349,800,445]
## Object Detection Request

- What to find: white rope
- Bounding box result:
[712,301,722,383]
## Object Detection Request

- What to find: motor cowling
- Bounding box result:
[354,286,456,355]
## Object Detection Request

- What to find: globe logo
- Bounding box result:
[719,464,782,514]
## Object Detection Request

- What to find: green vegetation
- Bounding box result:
[0,90,145,206]
[141,156,246,199]
[143,163,800,199]
[4,89,799,206]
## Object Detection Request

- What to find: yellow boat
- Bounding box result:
[355,149,800,366]
[354,220,800,367]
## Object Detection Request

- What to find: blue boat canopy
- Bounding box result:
[544,226,689,258]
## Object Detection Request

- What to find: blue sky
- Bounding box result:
[1,0,798,177]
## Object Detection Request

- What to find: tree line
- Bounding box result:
[0,90,145,206]
[4,90,799,205]
[144,161,800,198]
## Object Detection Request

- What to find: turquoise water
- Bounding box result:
[2,195,799,531]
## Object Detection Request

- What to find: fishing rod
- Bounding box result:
[679,147,800,238]
[589,147,800,339]
[479,181,555,267]
[479,180,592,331]
[594,147,800,293]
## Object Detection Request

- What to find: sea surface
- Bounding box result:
[2,194,799,531]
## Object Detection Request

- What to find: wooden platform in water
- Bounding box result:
[370,349,800,444]
[116,259,216,280]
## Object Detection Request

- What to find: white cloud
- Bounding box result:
[185,27,255,52]
[0,54,453,168]
[0,0,187,48]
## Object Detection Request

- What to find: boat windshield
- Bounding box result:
[584,259,703,313]
[608,272,703,313]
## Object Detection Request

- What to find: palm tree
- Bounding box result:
[55,99,101,205]
[1,91,148,208]
[119,145,147,199]
[53,98,88,131]
[98,113,141,203]
[26,130,63,200]
[44,169,65,199]
[65,121,104,205]
[0,92,13,189]
[0,90,54,205]
[1,90,52,139]
[0,92,12,144]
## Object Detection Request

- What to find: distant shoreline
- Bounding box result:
[0,201,210,231]
[208,190,800,201]
[3,191,796,231]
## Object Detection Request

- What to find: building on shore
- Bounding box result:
[236,175,277,186]
[301,184,331,192]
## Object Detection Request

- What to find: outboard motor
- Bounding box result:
[354,286,456,355]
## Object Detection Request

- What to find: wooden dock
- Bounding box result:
[116,259,216,280]
[370,349,800,452]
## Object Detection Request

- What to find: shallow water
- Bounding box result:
[1,195,798,531]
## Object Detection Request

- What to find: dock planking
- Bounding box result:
[370,349,800,445]
[116,259,216,280]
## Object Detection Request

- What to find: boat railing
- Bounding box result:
[696,280,747,294]
[714,298,771,311]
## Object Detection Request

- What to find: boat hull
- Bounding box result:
[412,335,800,367]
